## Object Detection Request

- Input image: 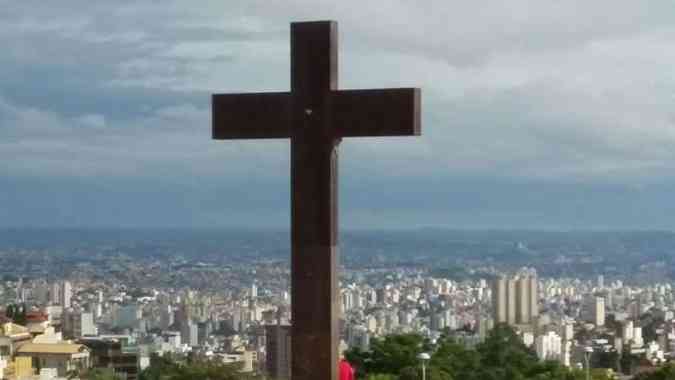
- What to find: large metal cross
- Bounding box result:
[212,21,421,380]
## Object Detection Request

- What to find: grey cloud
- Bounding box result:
[4,1,675,228]
[0,95,289,181]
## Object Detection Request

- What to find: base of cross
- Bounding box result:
[292,244,339,379]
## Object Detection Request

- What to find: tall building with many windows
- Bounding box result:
[582,296,605,327]
[492,270,538,327]
[50,283,61,305]
[61,281,72,309]
[529,275,539,320]
[492,277,507,324]
[507,278,517,325]
[516,277,530,324]
[63,311,96,338]
[535,331,562,361]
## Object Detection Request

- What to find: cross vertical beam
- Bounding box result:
[211,19,421,380]
[290,21,339,380]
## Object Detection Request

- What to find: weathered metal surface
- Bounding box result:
[211,19,421,380]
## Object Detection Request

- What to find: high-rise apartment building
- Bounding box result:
[492,272,538,327]
[535,331,562,361]
[181,321,198,347]
[507,278,517,325]
[582,296,605,327]
[528,276,539,320]
[63,311,96,338]
[342,290,353,313]
[33,281,49,305]
[49,282,72,308]
[596,297,606,327]
[160,305,174,330]
[622,320,634,344]
[633,326,644,347]
[50,283,61,305]
[516,278,530,324]
[492,277,507,324]
[61,281,72,309]
[561,321,574,342]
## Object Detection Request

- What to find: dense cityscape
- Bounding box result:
[0,230,675,379]
[5,0,675,379]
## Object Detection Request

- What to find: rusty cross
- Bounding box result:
[212,21,421,380]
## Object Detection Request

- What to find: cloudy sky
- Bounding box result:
[2,1,675,229]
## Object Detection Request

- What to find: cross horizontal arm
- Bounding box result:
[331,88,421,137]
[212,92,292,139]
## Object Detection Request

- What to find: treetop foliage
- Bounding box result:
[346,324,616,380]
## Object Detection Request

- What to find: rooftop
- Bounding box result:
[16,343,88,355]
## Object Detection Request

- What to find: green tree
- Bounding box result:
[138,353,259,380]
[15,303,27,325]
[619,352,641,375]
[366,374,398,380]
[4,303,27,325]
[632,363,675,380]
[640,311,665,344]
[5,304,15,320]
[574,327,593,343]
[429,337,479,380]
[345,346,370,378]
[139,353,180,380]
[589,368,616,380]
[476,323,538,378]
[398,365,451,380]
[591,350,619,372]
[346,334,425,376]
[81,368,123,380]
[347,325,601,380]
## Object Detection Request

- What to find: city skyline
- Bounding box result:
[0,226,674,378]
[4,2,675,379]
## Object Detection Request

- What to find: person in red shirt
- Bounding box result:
[339,355,355,380]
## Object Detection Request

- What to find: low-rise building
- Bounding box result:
[0,354,7,379]
[14,343,90,378]
[78,337,142,380]
[216,350,258,373]
[0,323,33,357]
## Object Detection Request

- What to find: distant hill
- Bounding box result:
[1,228,675,283]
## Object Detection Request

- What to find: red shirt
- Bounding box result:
[339,359,355,380]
